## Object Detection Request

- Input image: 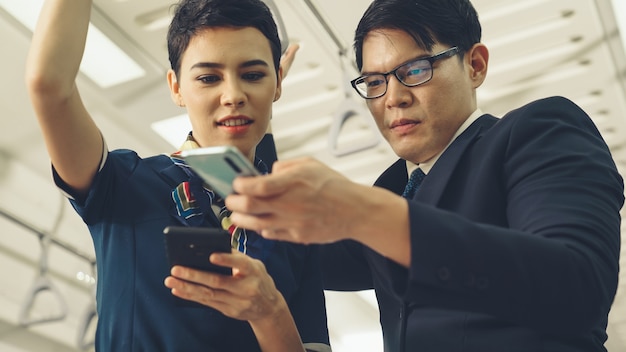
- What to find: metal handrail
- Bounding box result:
[264,0,290,55]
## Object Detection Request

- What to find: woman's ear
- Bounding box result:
[466,43,489,89]
[167,69,185,107]
[273,66,283,102]
[274,43,299,102]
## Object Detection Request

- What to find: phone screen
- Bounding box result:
[163,226,232,275]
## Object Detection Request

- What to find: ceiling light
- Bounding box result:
[151,114,191,149]
[611,0,626,55]
[0,0,145,88]
[135,5,172,32]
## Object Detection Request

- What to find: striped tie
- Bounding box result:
[402,168,426,199]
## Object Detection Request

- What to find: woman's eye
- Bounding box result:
[198,75,220,84]
[243,72,266,81]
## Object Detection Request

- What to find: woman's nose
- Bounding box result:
[221,80,246,107]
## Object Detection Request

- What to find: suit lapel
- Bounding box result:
[375,115,499,204]
[417,114,498,205]
[369,115,499,297]
[373,159,408,195]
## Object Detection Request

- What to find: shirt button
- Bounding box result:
[437,266,451,281]
[465,274,476,287]
[476,277,489,290]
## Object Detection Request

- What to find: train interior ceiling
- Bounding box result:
[0,0,625,351]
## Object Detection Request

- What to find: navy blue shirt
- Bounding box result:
[55,149,329,352]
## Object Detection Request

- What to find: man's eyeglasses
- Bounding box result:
[350,46,460,99]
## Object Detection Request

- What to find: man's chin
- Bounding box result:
[391,141,419,161]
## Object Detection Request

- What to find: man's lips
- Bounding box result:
[390,118,420,128]
[390,119,421,131]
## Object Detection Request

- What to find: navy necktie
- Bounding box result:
[402,168,426,199]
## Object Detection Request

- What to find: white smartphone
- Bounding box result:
[180,146,259,198]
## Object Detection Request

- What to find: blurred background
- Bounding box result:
[0,0,625,351]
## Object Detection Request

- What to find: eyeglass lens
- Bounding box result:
[353,59,433,98]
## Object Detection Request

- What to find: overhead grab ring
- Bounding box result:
[18,195,68,327]
[328,50,381,157]
[76,262,97,351]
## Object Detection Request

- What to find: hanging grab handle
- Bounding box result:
[328,52,381,157]
[18,195,68,327]
[76,281,97,351]
[76,307,97,350]
[328,98,381,157]
[18,275,68,326]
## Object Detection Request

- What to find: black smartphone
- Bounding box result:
[180,146,259,199]
[163,226,232,275]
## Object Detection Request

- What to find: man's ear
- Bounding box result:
[466,43,489,89]
[167,69,185,107]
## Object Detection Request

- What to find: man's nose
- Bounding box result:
[384,75,412,108]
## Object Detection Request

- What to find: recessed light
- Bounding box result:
[0,0,145,88]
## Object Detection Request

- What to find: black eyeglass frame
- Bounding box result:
[350,46,460,99]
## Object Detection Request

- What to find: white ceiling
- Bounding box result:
[0,0,625,351]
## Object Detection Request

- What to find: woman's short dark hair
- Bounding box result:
[353,0,482,70]
[167,0,281,77]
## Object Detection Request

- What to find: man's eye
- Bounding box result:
[406,68,424,77]
[403,61,431,78]
[365,77,385,87]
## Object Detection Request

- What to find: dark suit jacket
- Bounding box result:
[322,96,624,352]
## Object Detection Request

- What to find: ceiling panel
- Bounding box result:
[0,0,624,351]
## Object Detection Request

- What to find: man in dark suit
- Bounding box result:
[224,0,624,351]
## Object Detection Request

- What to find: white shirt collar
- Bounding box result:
[406,108,483,176]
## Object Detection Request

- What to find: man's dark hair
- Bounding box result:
[353,0,482,70]
[167,0,281,77]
